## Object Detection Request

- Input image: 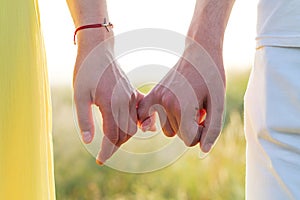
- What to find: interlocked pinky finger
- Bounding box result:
[156,107,176,137]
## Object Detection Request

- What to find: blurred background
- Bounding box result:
[39,0,257,199]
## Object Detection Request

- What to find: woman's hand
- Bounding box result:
[73,29,146,164]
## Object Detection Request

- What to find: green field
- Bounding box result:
[51,69,250,200]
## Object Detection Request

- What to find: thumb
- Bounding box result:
[137,92,157,132]
[74,90,95,144]
[200,96,224,153]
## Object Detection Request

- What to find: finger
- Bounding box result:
[118,104,130,145]
[128,92,140,135]
[179,106,201,147]
[167,114,179,137]
[197,108,207,127]
[156,106,176,137]
[97,109,119,164]
[162,118,176,137]
[136,92,156,131]
[171,97,188,141]
[74,90,94,144]
[167,100,180,136]
[96,135,118,165]
[137,92,157,127]
[139,113,156,132]
[200,96,224,153]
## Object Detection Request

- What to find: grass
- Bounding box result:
[51,69,250,200]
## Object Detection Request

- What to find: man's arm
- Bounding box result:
[187,0,235,81]
[138,0,235,152]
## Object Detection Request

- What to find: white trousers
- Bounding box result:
[244,46,300,200]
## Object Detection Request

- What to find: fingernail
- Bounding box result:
[203,143,213,153]
[96,159,103,166]
[82,131,92,143]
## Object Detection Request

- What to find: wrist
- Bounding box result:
[74,28,114,75]
[184,38,226,84]
[76,26,114,50]
[187,18,225,49]
[74,15,108,28]
[75,21,113,44]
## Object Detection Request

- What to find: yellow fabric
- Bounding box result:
[0,0,56,199]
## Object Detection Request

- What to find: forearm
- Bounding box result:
[66,0,112,67]
[66,0,112,48]
[66,0,108,27]
[187,0,235,73]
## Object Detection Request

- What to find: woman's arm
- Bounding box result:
[66,0,112,61]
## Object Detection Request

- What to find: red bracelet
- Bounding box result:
[73,18,113,45]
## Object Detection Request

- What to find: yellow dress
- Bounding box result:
[0,0,56,199]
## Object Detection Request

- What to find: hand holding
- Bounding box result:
[138,43,225,153]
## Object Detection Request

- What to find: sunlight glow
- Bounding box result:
[39,0,258,85]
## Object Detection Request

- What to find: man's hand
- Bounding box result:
[138,0,234,153]
[138,44,225,153]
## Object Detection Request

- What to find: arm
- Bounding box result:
[187,0,235,80]
[66,0,144,165]
[66,0,112,65]
[66,0,108,27]
[138,0,235,152]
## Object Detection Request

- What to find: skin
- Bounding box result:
[67,0,235,164]
[67,0,155,165]
[138,0,235,152]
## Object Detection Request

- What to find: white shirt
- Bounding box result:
[256,0,300,48]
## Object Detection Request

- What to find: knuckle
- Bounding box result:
[106,133,119,144]
[151,85,162,97]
